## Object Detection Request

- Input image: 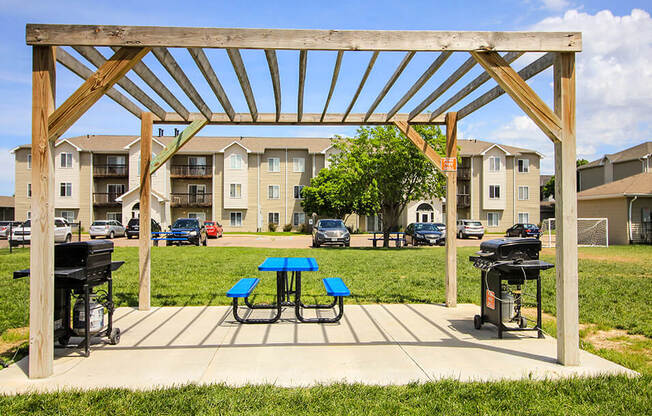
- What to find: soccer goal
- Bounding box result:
[541,218,608,248]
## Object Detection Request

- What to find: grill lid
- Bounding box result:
[477,238,541,261]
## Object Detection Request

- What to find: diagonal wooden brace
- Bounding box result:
[393,120,443,172]
[150,119,209,174]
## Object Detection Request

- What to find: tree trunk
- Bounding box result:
[381,204,400,248]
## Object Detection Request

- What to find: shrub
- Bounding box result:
[297,223,307,233]
[268,223,277,232]
[283,223,293,232]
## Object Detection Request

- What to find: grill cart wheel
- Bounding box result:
[519,316,528,328]
[58,335,70,346]
[474,314,483,330]
[109,328,121,345]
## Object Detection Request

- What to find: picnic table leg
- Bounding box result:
[295,273,344,323]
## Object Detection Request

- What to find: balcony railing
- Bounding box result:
[457,194,471,208]
[94,164,127,177]
[170,193,212,207]
[170,165,211,178]
[457,167,471,180]
[93,193,121,206]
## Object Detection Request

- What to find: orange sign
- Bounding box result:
[486,289,495,310]
[442,157,457,172]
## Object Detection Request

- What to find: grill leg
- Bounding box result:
[84,285,90,357]
[537,276,544,339]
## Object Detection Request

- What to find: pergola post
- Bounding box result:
[554,53,579,365]
[29,45,56,379]
[445,112,458,307]
[139,112,153,310]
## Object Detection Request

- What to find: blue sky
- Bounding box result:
[1,0,651,195]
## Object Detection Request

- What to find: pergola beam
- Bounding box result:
[470,51,561,142]
[227,48,258,122]
[365,51,415,122]
[47,46,150,142]
[393,121,443,171]
[150,119,209,174]
[152,47,212,120]
[189,48,235,121]
[444,112,458,308]
[321,51,343,122]
[55,47,143,118]
[264,49,282,122]
[27,25,582,52]
[139,112,153,311]
[343,51,379,122]
[297,50,307,122]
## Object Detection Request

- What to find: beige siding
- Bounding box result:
[579,166,605,191]
[287,150,311,229]
[14,148,31,221]
[260,149,285,231]
[514,154,541,226]
[481,147,507,211]
[578,197,628,245]
[223,144,249,209]
[78,152,92,227]
[53,142,80,210]
[613,159,644,182]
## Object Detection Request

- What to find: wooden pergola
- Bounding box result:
[27,24,581,378]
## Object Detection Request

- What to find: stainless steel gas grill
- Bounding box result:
[469,238,553,338]
[14,240,123,357]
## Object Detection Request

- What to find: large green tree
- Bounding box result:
[321,125,447,246]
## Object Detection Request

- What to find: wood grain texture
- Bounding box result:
[139,112,153,311]
[393,121,443,171]
[112,46,189,121]
[157,112,446,125]
[264,49,282,122]
[30,45,56,379]
[553,52,579,366]
[342,51,379,122]
[365,51,415,122]
[152,47,212,120]
[189,48,235,120]
[444,112,458,308]
[55,47,143,118]
[429,52,522,121]
[408,56,478,121]
[150,119,208,174]
[227,48,258,121]
[321,51,343,122]
[386,51,452,121]
[458,52,553,119]
[298,50,307,122]
[26,25,582,52]
[48,46,150,142]
[470,51,561,142]
[72,46,165,119]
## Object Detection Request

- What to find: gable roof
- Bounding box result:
[115,186,168,203]
[457,139,541,157]
[579,141,652,170]
[577,172,652,200]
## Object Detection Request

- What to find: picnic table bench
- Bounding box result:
[369,232,406,248]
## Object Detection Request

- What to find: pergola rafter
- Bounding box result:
[26,24,581,379]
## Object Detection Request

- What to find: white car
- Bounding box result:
[10,217,73,247]
[456,219,485,239]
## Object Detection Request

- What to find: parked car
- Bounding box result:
[457,219,485,239]
[9,217,72,247]
[204,221,223,238]
[166,218,207,246]
[433,222,446,235]
[312,219,350,247]
[0,221,22,239]
[89,220,126,239]
[405,223,445,246]
[505,223,541,239]
[126,218,162,239]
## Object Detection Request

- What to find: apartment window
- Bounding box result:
[489,156,501,172]
[230,154,243,169]
[27,154,31,169]
[293,158,305,173]
[518,186,529,201]
[60,182,72,197]
[107,212,122,223]
[268,157,280,172]
[107,184,126,196]
[27,183,31,198]
[60,152,72,168]
[268,212,280,224]
[268,185,280,199]
[107,155,125,166]
[518,212,530,224]
[487,212,500,227]
[27,211,31,220]
[489,185,501,199]
[230,212,242,227]
[59,210,75,223]
[293,212,306,226]
[293,185,304,199]
[229,184,242,199]
[518,158,530,173]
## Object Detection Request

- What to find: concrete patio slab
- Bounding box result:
[0,304,636,394]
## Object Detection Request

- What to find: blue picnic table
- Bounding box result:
[369,232,406,247]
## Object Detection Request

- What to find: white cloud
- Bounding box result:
[491,9,652,173]
[540,0,570,11]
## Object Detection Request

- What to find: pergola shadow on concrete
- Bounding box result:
[27,24,580,379]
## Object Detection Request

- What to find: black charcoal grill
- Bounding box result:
[14,240,123,356]
[469,238,553,338]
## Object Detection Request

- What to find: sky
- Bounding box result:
[1,0,651,196]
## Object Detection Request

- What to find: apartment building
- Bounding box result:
[12,136,541,232]
[578,141,652,191]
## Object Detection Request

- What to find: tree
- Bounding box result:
[329,125,447,247]
[542,159,590,199]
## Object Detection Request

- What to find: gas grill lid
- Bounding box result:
[55,240,114,269]
[478,238,541,261]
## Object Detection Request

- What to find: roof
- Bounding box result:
[579,141,652,170]
[577,172,652,200]
[457,139,541,157]
[115,187,168,203]
[0,196,14,207]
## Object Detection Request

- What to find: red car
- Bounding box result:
[204,221,223,238]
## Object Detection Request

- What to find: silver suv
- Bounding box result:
[457,219,485,239]
[312,219,350,247]
[90,220,126,239]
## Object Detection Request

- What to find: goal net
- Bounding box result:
[541,218,608,248]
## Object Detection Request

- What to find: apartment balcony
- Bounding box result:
[457,167,471,181]
[170,193,212,208]
[93,193,121,206]
[94,164,128,177]
[457,194,471,208]
[170,165,211,178]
